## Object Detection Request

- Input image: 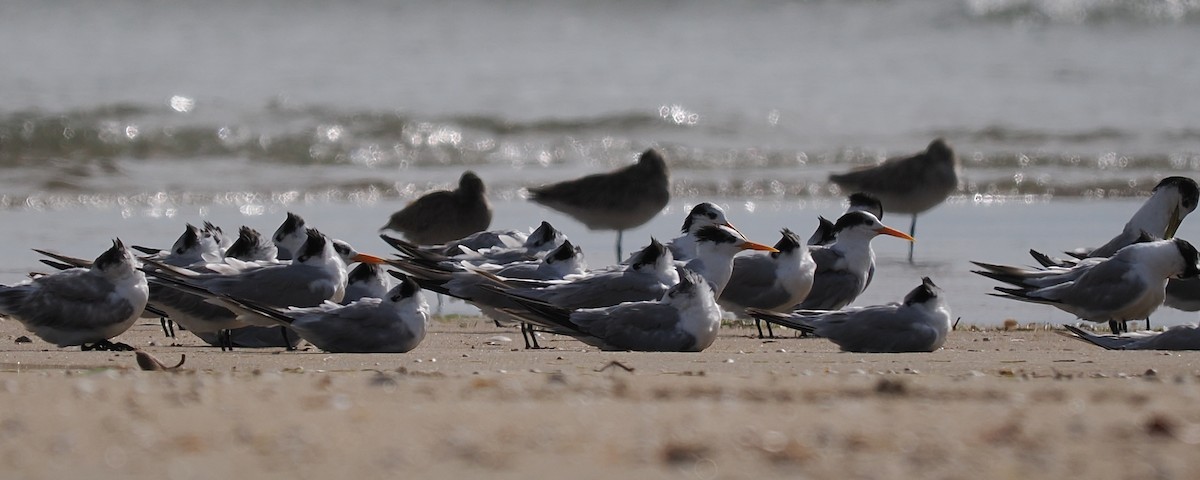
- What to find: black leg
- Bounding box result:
[1146,316,1151,330]
[219,329,233,351]
[281,327,295,351]
[908,214,917,263]
[160,317,175,338]
[81,340,135,352]
[615,230,624,263]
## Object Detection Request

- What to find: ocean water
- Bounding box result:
[2,0,1199,327]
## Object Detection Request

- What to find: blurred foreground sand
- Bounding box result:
[3,318,1200,479]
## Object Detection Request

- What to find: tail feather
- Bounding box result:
[32,249,93,268]
[131,245,163,255]
[744,308,816,334]
[1060,324,1123,350]
[482,286,579,335]
[1029,249,1076,268]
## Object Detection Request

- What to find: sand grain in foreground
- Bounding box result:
[2,319,1200,479]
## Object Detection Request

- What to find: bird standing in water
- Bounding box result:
[829,138,959,262]
[528,148,670,261]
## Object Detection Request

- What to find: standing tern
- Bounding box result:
[829,138,959,261]
[664,202,742,262]
[798,211,915,311]
[747,277,952,353]
[494,268,722,352]
[1059,324,1200,351]
[1,240,149,350]
[977,238,1200,333]
[680,225,780,297]
[381,171,493,245]
[808,193,884,247]
[719,229,816,338]
[1065,176,1198,260]
[390,239,590,348]
[528,148,670,261]
[216,273,429,353]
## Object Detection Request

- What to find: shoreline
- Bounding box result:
[3,318,1200,479]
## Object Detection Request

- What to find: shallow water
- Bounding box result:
[2,0,1199,329]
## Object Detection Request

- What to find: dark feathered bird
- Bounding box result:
[528,148,670,260]
[381,171,493,245]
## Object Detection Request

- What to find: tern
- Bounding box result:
[719,229,816,338]
[272,212,308,261]
[528,148,670,261]
[381,171,493,245]
[664,202,742,262]
[1060,324,1200,351]
[747,277,951,353]
[391,240,592,348]
[217,273,429,353]
[144,229,383,349]
[1,240,149,350]
[382,220,567,268]
[977,238,1200,333]
[1065,176,1199,260]
[493,268,722,352]
[223,226,279,262]
[798,212,915,311]
[808,193,884,247]
[343,263,391,303]
[829,138,959,261]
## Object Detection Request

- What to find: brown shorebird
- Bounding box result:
[829,138,959,261]
[527,148,670,260]
[381,171,493,245]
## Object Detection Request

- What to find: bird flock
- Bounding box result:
[3,139,1200,354]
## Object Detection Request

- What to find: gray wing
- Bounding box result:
[532,271,667,309]
[198,264,339,307]
[1136,325,1200,350]
[3,270,135,333]
[1027,258,1149,318]
[807,304,942,352]
[570,303,696,351]
[290,301,418,353]
[720,254,793,311]
[797,247,862,310]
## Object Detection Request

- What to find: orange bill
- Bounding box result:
[878,226,915,242]
[739,241,780,253]
[353,253,387,264]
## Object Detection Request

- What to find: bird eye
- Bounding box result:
[275,234,284,242]
[297,255,310,262]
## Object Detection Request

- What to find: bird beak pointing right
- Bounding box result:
[878,226,916,242]
[739,241,780,253]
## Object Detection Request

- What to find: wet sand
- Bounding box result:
[3,318,1200,479]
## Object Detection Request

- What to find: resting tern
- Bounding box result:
[747,277,951,353]
[528,148,670,261]
[145,229,383,349]
[797,212,915,311]
[978,238,1200,333]
[494,268,722,352]
[1,240,148,350]
[217,273,429,353]
[343,263,391,303]
[272,212,308,261]
[381,171,493,245]
[382,220,567,268]
[223,226,279,262]
[1060,324,1200,351]
[829,139,959,261]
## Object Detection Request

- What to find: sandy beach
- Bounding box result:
[3,317,1200,480]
